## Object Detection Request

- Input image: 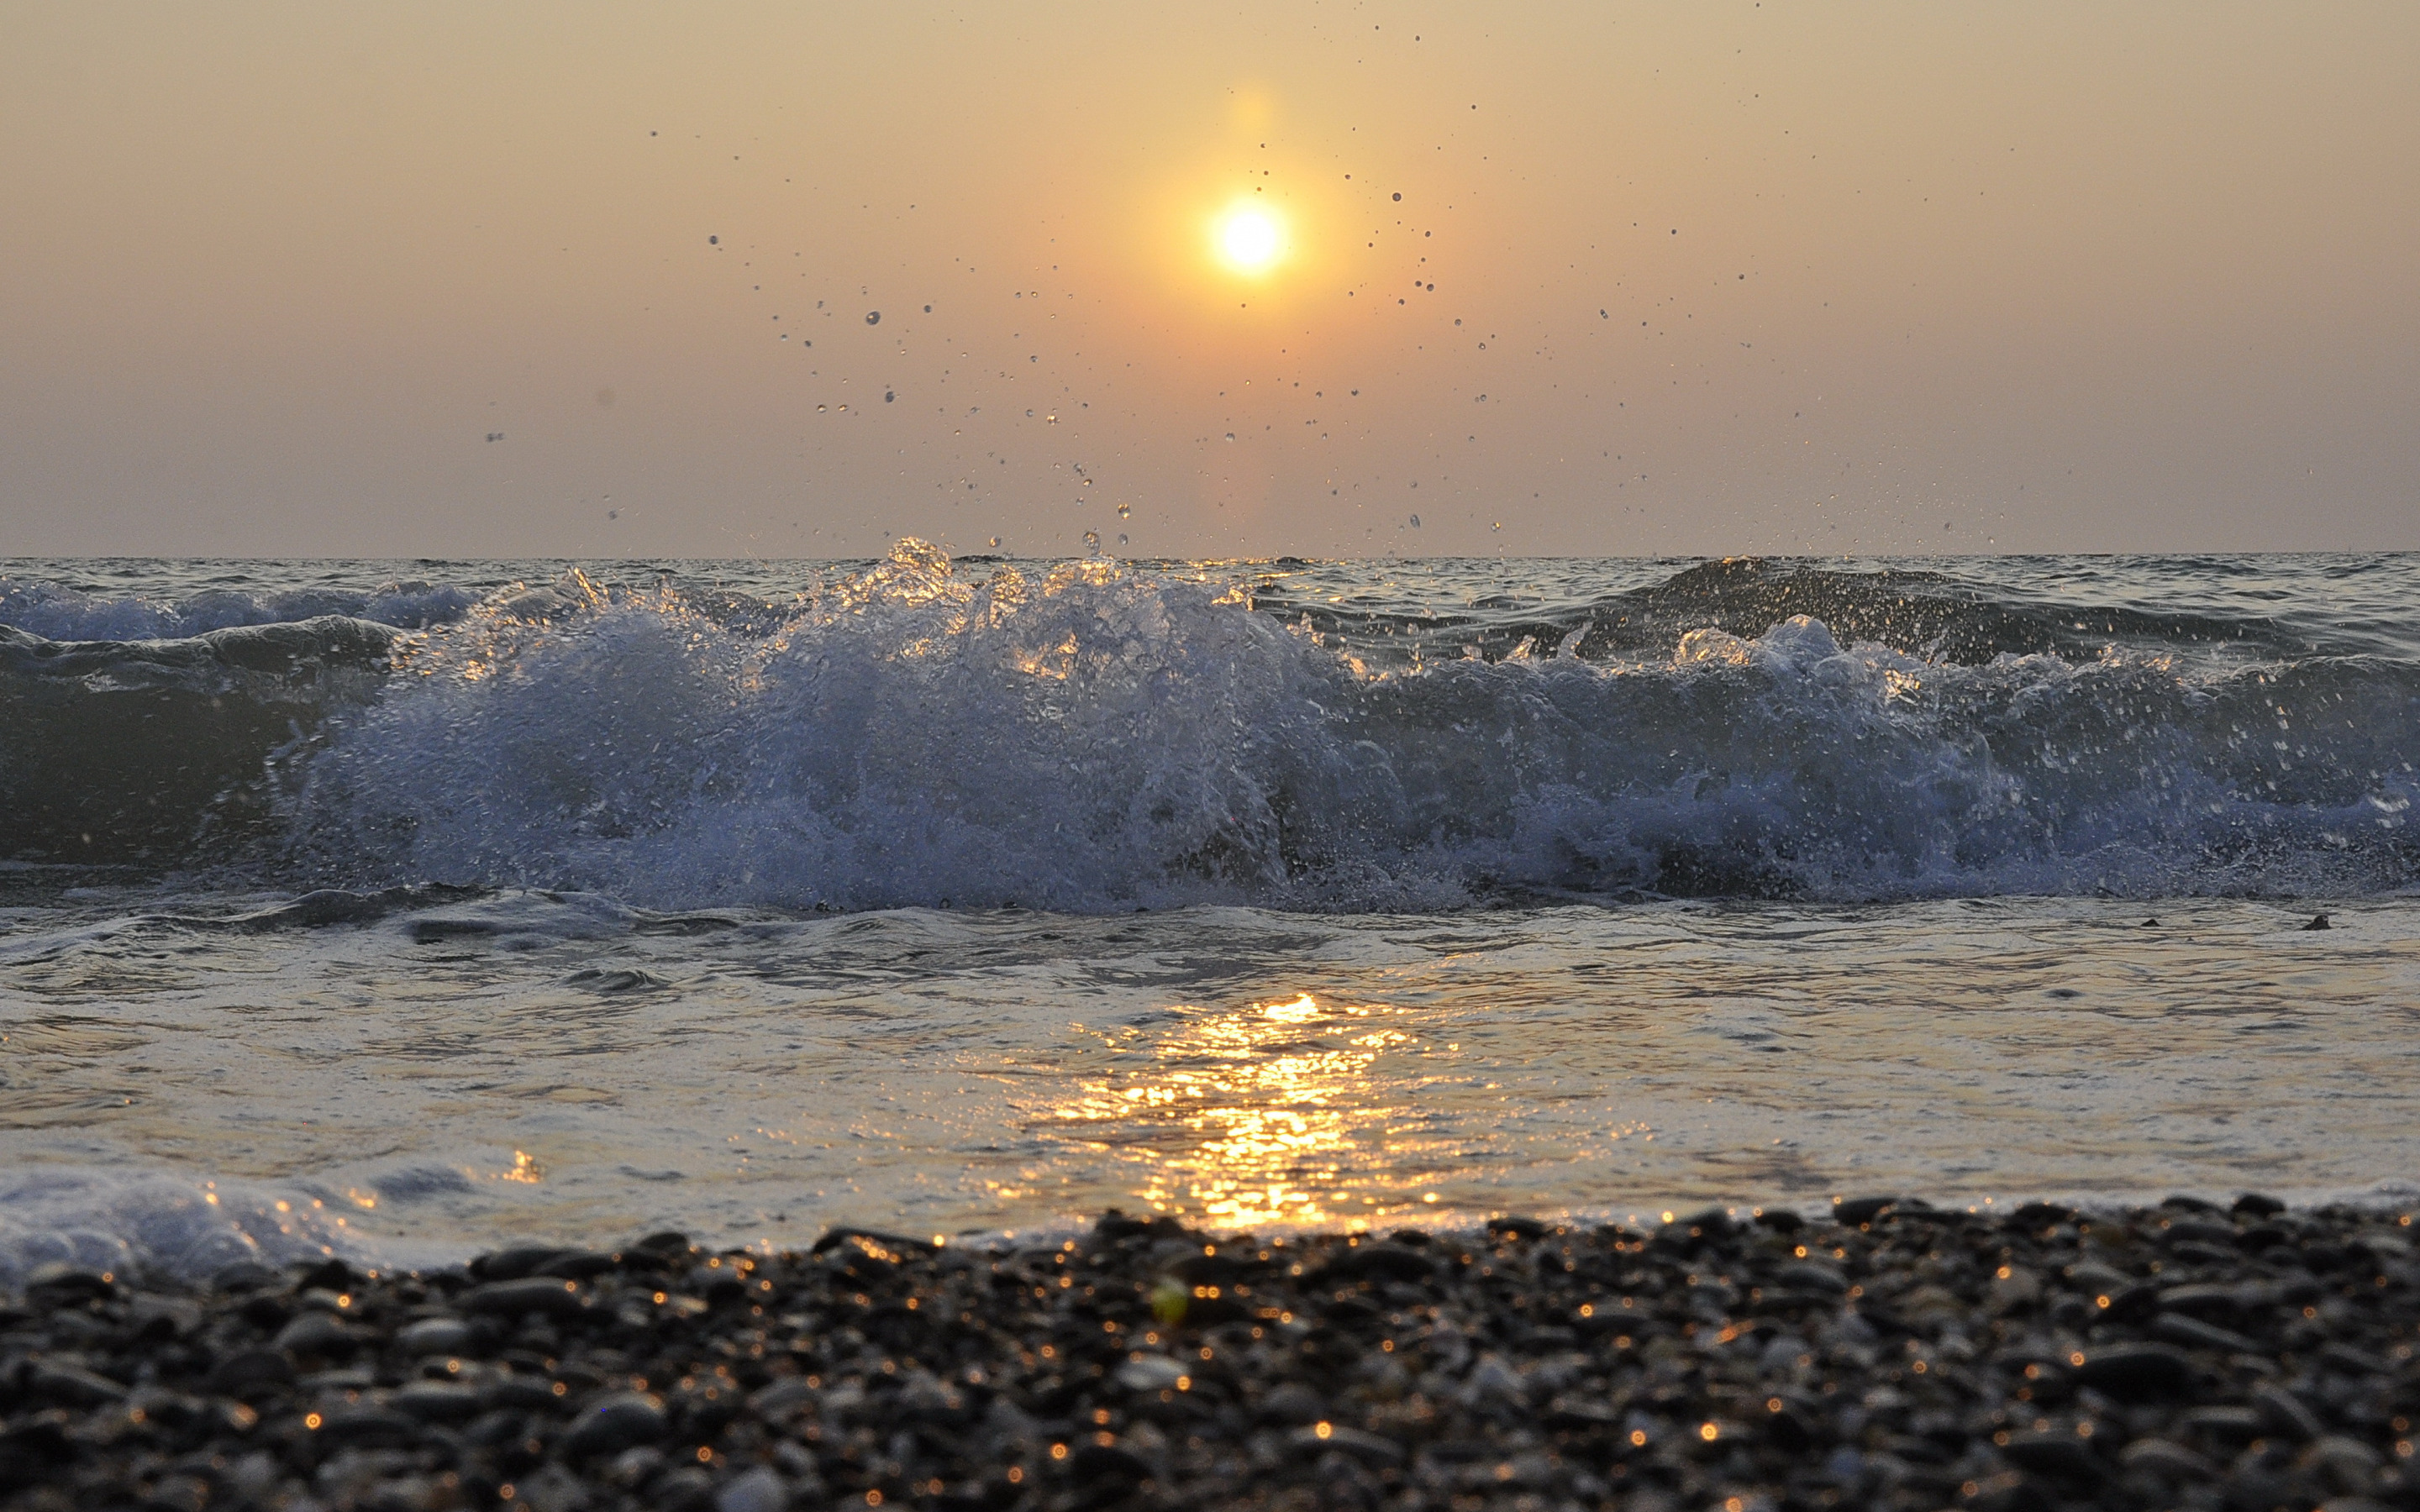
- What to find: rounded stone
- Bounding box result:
[714,1466,792,1512]
[391,1383,482,1423]
[207,1348,296,1395]
[397,1317,473,1356]
[459,1277,585,1318]
[561,1392,669,1457]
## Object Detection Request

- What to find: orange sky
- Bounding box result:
[3,2,2416,557]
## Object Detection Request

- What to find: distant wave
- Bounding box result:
[0,575,476,642]
[4,544,2415,902]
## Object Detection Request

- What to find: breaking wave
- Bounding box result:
[4,546,2416,904]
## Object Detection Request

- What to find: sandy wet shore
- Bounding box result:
[3,1197,2416,1512]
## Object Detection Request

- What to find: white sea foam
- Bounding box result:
[275,542,2419,909]
[0,1166,404,1290]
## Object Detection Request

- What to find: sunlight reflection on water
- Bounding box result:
[4,892,2419,1272]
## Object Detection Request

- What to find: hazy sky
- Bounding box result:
[4,2,2415,559]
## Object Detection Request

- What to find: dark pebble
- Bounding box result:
[536,1248,623,1279]
[1316,1241,1434,1282]
[2001,1429,2107,1483]
[272,1310,358,1355]
[2121,1436,2218,1479]
[2152,1312,2264,1353]
[204,1347,294,1395]
[295,1257,356,1291]
[650,1465,714,1510]
[21,1360,127,1406]
[2252,1382,2326,1441]
[479,1374,564,1413]
[1773,1259,1849,1294]
[2006,1199,2075,1228]
[2072,1343,2196,1399]
[458,1275,586,1317]
[1068,1439,1153,1485]
[714,1465,791,1512]
[392,1381,484,1421]
[1833,1194,1897,1225]
[23,1264,116,1305]
[313,1405,423,1447]
[207,1261,279,1292]
[5,1200,2417,1512]
[2185,1404,2264,1441]
[1291,1422,1406,1467]
[473,1244,573,1281]
[807,1226,938,1255]
[397,1315,473,1356]
[561,1391,668,1457]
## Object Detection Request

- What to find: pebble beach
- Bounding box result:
[6,1197,2417,1512]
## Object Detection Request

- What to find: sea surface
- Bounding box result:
[3,549,2417,1287]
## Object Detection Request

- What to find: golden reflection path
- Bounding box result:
[1037,993,1452,1231]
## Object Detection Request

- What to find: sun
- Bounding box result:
[1211,201,1288,276]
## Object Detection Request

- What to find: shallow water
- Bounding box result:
[3,552,2416,1284]
[5,888,2416,1286]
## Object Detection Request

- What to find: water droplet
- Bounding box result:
[987,535,1002,549]
[1116,504,1131,519]
[923,303,933,312]
[1224,432,1236,442]
[1392,192,1402,202]
[865,310,881,325]
[1046,413,1057,424]
[817,404,827,412]
[708,234,718,244]
[884,391,895,402]
[1408,513,1421,528]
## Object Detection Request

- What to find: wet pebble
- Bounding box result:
[561,1391,668,1457]
[2,1200,2415,1512]
[459,1275,586,1317]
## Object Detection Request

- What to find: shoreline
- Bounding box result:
[4,1197,2416,1512]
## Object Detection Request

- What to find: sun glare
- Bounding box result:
[1212,202,1287,276]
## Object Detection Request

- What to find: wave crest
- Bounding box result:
[266,542,2419,907]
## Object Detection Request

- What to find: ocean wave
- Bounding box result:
[0,575,476,642]
[266,543,2418,906]
[0,617,404,863]
[5,546,2415,900]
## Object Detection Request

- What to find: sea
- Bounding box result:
[3,548,2417,1289]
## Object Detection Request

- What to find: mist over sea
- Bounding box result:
[3,549,2417,1286]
